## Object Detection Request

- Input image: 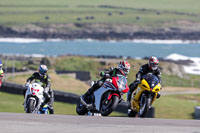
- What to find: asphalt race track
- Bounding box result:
[0,112,199,133]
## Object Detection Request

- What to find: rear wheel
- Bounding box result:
[100,95,119,116]
[27,99,36,113]
[76,99,88,115]
[139,96,152,117]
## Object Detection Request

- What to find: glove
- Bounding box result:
[109,67,114,71]
[134,79,141,84]
[105,74,110,78]
[100,71,110,78]
[100,71,105,77]
[25,82,30,87]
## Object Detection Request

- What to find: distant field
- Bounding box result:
[0,0,200,27]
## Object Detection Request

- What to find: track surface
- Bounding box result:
[0,113,200,133]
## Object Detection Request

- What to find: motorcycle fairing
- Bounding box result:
[93,82,117,111]
[24,82,45,113]
[107,93,120,100]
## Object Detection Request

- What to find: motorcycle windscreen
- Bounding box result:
[142,74,159,89]
[116,75,128,92]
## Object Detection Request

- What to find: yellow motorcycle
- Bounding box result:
[128,73,161,117]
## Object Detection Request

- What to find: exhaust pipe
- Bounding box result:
[80,96,93,109]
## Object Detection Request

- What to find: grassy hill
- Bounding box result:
[7,71,90,95]
[0,0,200,36]
[4,56,200,95]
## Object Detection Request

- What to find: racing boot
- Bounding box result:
[48,103,54,114]
[39,92,50,113]
[48,106,54,114]
[48,97,54,114]
[127,91,132,113]
[39,102,46,113]
[127,82,138,113]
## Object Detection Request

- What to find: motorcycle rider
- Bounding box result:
[127,56,162,109]
[24,65,54,114]
[82,61,131,103]
[0,60,4,87]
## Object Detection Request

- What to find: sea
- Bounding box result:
[0,38,200,75]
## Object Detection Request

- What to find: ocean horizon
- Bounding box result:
[1,37,200,75]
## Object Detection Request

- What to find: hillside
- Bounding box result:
[0,0,200,40]
[3,55,200,94]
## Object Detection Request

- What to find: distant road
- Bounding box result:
[0,113,199,133]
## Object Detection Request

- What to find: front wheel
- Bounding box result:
[76,98,88,115]
[100,95,119,116]
[139,96,152,117]
[26,99,36,113]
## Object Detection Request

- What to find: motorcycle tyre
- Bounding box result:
[100,95,119,116]
[27,99,35,113]
[139,97,151,117]
[76,99,88,115]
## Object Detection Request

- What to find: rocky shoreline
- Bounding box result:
[1,24,200,40]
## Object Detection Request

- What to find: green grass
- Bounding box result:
[153,94,200,119]
[3,59,41,71]
[1,0,200,13]
[0,91,200,119]
[162,74,200,88]
[55,56,105,80]
[0,0,200,27]
[0,91,125,116]
[0,91,75,115]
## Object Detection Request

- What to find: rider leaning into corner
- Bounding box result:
[23,65,54,114]
[82,61,131,103]
[0,60,4,87]
[127,56,162,110]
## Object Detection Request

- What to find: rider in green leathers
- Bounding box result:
[82,61,131,103]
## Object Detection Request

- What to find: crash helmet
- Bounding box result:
[118,61,131,76]
[148,56,159,70]
[39,65,48,76]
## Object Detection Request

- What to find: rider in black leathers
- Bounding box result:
[23,65,54,114]
[82,61,131,102]
[127,56,162,109]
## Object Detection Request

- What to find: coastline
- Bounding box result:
[1,51,200,75]
[1,37,200,44]
[1,25,200,41]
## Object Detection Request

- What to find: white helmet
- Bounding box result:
[118,61,131,76]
